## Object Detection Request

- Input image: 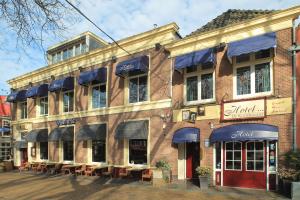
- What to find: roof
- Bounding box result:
[187,9,277,37]
[0,96,10,117]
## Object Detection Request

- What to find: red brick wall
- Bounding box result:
[296,26,300,148]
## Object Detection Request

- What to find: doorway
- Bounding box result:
[20,148,28,164]
[186,142,200,180]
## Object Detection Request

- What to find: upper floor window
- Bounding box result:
[233,49,273,98]
[184,66,215,105]
[20,101,27,119]
[129,75,148,103]
[91,84,106,109]
[39,96,48,116]
[63,91,74,113]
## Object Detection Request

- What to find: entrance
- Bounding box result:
[186,142,200,179]
[20,148,28,164]
[223,141,266,189]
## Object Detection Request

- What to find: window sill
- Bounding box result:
[62,161,74,164]
[184,99,216,107]
[127,100,150,106]
[233,92,273,100]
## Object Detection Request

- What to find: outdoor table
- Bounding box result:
[62,164,82,175]
[89,165,111,176]
[127,166,149,179]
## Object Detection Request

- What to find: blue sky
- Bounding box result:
[0,0,299,94]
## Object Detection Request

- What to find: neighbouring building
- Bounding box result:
[6,5,300,191]
[0,96,11,161]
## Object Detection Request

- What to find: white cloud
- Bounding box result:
[0,0,299,93]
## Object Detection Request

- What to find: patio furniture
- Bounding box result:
[119,168,129,178]
[49,163,63,175]
[32,163,43,173]
[85,166,95,176]
[142,169,153,182]
[19,162,30,173]
[75,164,86,176]
[62,164,81,175]
[102,166,113,178]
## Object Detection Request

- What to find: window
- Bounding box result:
[52,54,57,64]
[268,141,276,171]
[129,139,147,165]
[63,49,68,60]
[91,84,106,109]
[215,142,221,169]
[57,52,62,62]
[20,101,27,119]
[67,48,73,58]
[92,140,106,162]
[63,140,73,161]
[81,43,86,54]
[75,44,80,56]
[39,96,48,116]
[63,91,74,113]
[246,141,264,171]
[185,66,214,104]
[129,75,148,103]
[225,142,241,170]
[40,142,48,160]
[234,50,272,98]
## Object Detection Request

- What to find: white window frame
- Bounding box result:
[37,96,49,116]
[127,73,149,105]
[225,141,242,171]
[89,83,107,110]
[59,125,75,164]
[38,141,49,162]
[246,141,265,172]
[233,51,274,99]
[19,101,27,119]
[61,90,74,113]
[183,66,215,106]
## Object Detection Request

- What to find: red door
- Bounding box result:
[186,143,199,179]
[21,148,28,164]
[223,141,266,189]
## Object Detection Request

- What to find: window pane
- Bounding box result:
[255,63,270,93]
[40,142,48,160]
[68,48,73,58]
[247,161,254,170]
[57,52,62,62]
[215,142,221,169]
[129,78,138,103]
[247,152,255,160]
[20,102,27,119]
[201,73,213,100]
[226,142,233,150]
[92,85,106,108]
[256,161,264,170]
[63,140,73,161]
[255,49,270,59]
[75,45,80,56]
[256,151,264,161]
[186,66,197,73]
[52,54,57,64]
[92,140,105,162]
[129,139,147,164]
[236,54,250,63]
[226,161,233,169]
[247,142,255,150]
[186,76,198,101]
[138,76,147,102]
[255,142,264,150]
[234,142,241,150]
[226,151,233,160]
[40,97,48,115]
[237,66,251,95]
[234,161,241,170]
[234,151,241,160]
[81,43,86,53]
[63,49,68,60]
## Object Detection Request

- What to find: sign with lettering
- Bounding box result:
[56,118,77,126]
[222,98,265,121]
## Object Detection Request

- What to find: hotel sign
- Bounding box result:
[221,98,266,121]
[56,118,77,126]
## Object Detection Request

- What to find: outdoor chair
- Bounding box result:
[142,169,153,183]
[102,166,113,178]
[32,163,43,173]
[75,164,86,176]
[19,162,30,173]
[119,168,129,178]
[85,166,95,176]
[61,166,71,175]
[49,163,63,175]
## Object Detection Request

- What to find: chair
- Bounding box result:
[119,168,129,178]
[85,166,95,176]
[19,162,30,173]
[49,163,63,175]
[32,163,43,173]
[102,166,113,178]
[61,165,71,175]
[75,164,86,176]
[142,169,153,183]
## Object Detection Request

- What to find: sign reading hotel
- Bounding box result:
[222,98,265,121]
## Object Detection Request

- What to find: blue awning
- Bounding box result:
[78,67,107,86]
[174,48,215,71]
[0,127,10,132]
[210,123,278,143]
[6,90,27,102]
[172,127,200,143]
[115,55,149,77]
[48,77,74,92]
[26,84,48,98]
[227,32,276,59]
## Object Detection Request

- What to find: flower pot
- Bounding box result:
[199,176,209,189]
[162,169,171,183]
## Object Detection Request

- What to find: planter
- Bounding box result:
[199,176,209,189]
[162,169,171,183]
[292,182,300,200]
[279,178,292,198]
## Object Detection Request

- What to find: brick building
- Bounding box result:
[6,6,300,191]
[0,96,11,161]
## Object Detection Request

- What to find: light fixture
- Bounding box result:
[204,139,210,148]
[209,122,214,129]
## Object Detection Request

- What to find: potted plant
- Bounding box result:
[195,166,211,189]
[155,160,172,183]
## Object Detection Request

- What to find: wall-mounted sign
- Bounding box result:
[221,98,265,121]
[182,110,197,123]
[197,106,205,116]
[56,118,77,127]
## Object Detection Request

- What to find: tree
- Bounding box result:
[0,0,79,48]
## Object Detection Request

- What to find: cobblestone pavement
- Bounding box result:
[0,172,288,200]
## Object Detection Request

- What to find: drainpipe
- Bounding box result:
[291,19,299,151]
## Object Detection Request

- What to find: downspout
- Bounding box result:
[291,19,299,151]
